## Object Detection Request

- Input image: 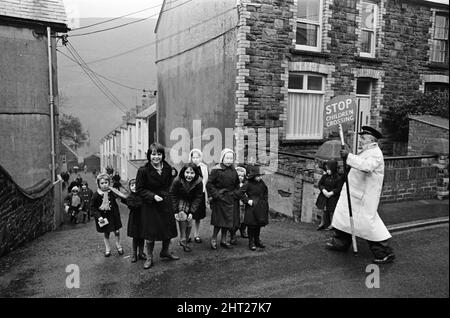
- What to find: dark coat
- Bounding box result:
[123,192,144,239]
[242,179,269,227]
[170,177,204,218]
[315,161,343,213]
[206,163,242,229]
[193,166,207,220]
[136,161,178,241]
[90,190,123,233]
[80,188,93,211]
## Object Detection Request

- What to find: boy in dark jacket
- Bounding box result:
[242,165,269,251]
[80,181,93,223]
[315,160,343,230]
[64,186,82,224]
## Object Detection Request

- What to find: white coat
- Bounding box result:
[331,143,391,242]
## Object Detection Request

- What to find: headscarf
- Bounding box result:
[189,148,203,162]
[219,148,234,164]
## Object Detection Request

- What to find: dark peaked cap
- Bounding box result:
[358,126,383,139]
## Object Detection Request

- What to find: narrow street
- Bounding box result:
[0,173,448,298]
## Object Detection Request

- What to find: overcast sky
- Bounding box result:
[63,0,164,19]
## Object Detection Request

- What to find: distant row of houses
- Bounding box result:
[99,92,157,181]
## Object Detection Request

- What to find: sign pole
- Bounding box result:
[338,124,358,254]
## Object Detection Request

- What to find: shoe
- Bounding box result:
[179,241,192,252]
[143,258,154,269]
[325,225,333,231]
[230,237,238,245]
[373,253,395,265]
[249,244,256,251]
[104,251,111,257]
[220,242,233,249]
[317,224,327,231]
[240,231,248,238]
[187,237,192,243]
[159,252,180,260]
[194,237,202,243]
[131,254,138,263]
[117,247,124,255]
[325,242,347,252]
[138,253,147,260]
[255,241,265,248]
[210,239,217,250]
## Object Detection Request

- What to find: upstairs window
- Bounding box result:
[431,13,449,63]
[296,0,322,52]
[360,1,377,57]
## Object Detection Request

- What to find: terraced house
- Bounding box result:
[155,0,449,162]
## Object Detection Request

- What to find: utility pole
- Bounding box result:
[47,27,56,182]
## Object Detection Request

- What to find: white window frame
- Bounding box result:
[431,12,449,63]
[295,0,323,52]
[360,1,378,58]
[287,73,325,140]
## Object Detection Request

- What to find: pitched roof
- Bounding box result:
[0,0,68,29]
[409,115,449,130]
[136,103,156,118]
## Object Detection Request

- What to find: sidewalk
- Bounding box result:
[379,199,449,226]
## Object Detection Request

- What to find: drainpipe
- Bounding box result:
[47,27,56,182]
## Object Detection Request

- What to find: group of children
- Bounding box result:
[67,147,341,265]
[64,178,93,224]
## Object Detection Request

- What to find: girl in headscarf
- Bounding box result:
[189,148,209,243]
[206,148,242,249]
[91,173,127,257]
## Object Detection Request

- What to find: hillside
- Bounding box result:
[57,17,157,154]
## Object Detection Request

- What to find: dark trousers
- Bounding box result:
[332,229,393,259]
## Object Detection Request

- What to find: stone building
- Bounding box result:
[154,0,448,221]
[155,0,448,160]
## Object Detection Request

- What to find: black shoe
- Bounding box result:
[373,253,395,265]
[317,224,327,231]
[160,252,180,260]
[104,251,111,257]
[255,241,265,248]
[138,253,147,260]
[325,242,347,252]
[131,254,138,263]
[240,231,248,238]
[117,247,124,255]
[249,243,256,251]
[230,237,238,245]
[220,242,233,249]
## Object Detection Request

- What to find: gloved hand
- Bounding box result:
[340,148,349,160]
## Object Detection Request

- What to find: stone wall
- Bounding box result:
[408,120,449,155]
[0,164,57,257]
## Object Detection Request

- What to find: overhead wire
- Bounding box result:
[62,43,128,114]
[69,0,194,37]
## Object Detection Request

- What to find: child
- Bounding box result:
[189,148,209,243]
[230,166,248,244]
[315,160,343,231]
[206,148,242,250]
[124,179,146,263]
[64,186,82,224]
[242,165,269,251]
[91,173,127,257]
[170,163,204,252]
[80,181,93,223]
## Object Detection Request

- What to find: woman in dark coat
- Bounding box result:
[206,148,242,250]
[315,159,343,230]
[170,163,204,252]
[242,165,269,251]
[136,143,179,269]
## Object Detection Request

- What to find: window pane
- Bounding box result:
[287,92,323,139]
[357,79,371,95]
[362,2,375,30]
[432,39,448,62]
[298,0,320,22]
[296,22,318,46]
[288,74,303,89]
[425,82,449,93]
[307,76,323,91]
[435,14,449,40]
[361,30,372,53]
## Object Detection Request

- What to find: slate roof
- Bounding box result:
[0,0,68,29]
[136,103,156,119]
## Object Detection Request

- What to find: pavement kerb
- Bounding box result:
[387,216,449,233]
